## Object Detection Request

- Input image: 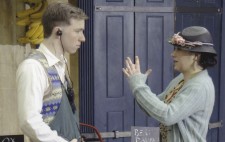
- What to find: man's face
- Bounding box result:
[60,18,85,54]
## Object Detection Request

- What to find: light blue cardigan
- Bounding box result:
[128,70,215,142]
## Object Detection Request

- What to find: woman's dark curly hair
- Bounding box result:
[198,52,217,69]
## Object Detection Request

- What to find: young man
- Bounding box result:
[16,2,88,142]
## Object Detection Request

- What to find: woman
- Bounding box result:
[123,26,217,142]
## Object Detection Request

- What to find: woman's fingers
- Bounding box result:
[123,56,153,78]
[125,59,131,70]
[123,56,149,77]
[145,69,152,76]
[124,57,140,74]
[135,56,140,71]
[125,57,135,74]
[127,57,135,70]
[122,68,130,77]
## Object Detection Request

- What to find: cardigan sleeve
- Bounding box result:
[127,73,207,126]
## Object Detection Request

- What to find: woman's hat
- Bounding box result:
[169,26,217,55]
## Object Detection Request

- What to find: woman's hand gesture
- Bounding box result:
[123,56,152,77]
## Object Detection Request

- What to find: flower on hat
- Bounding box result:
[170,32,186,46]
[168,32,210,49]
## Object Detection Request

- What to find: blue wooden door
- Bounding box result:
[134,2,175,127]
[93,0,175,141]
[94,1,134,142]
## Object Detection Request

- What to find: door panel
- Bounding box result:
[135,12,174,126]
[135,0,173,7]
[94,11,134,142]
[176,0,221,7]
[94,0,133,6]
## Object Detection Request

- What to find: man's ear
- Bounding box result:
[52,27,62,37]
[56,29,62,36]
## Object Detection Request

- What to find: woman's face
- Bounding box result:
[171,48,196,73]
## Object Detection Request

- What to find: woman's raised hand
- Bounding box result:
[123,56,152,77]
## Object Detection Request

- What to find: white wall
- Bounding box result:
[0,44,31,136]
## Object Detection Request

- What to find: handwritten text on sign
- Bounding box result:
[131,126,159,142]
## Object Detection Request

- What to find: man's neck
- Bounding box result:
[42,38,63,59]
